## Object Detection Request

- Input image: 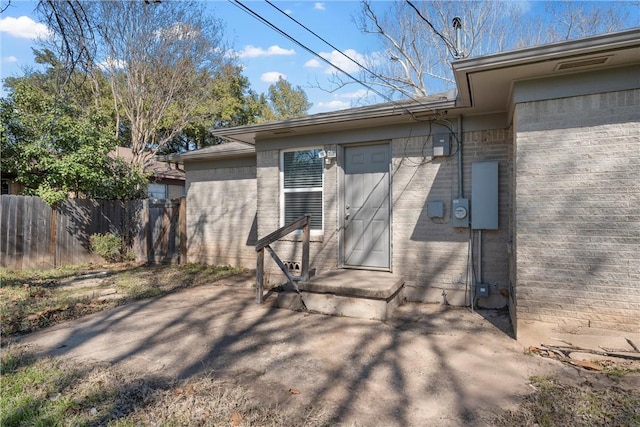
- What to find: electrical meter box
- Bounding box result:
[432,134,451,157]
[451,198,469,227]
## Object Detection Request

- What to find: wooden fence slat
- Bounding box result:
[7,196,18,269]
[24,197,35,269]
[1,196,183,270]
[15,196,24,270]
[39,199,53,269]
[0,195,9,268]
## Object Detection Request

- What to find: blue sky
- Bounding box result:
[1,1,638,114]
[0,0,390,114]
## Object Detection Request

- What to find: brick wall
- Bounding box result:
[256,147,339,282]
[514,89,640,333]
[393,130,511,307]
[185,163,257,267]
[254,128,512,307]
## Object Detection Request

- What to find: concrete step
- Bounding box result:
[277,269,405,321]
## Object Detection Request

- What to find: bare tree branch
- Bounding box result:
[330,0,638,101]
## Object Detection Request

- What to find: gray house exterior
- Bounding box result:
[176,29,639,342]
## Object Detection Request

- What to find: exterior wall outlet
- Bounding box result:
[476,283,490,298]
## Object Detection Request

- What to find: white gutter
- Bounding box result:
[452,28,640,109]
[210,93,457,142]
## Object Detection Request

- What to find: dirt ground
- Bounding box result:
[12,277,639,426]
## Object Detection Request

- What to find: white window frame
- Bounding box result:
[280,147,324,235]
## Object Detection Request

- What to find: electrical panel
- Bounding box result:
[471,162,498,230]
[432,134,451,157]
[451,198,469,227]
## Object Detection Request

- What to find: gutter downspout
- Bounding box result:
[459,116,475,311]
[457,116,463,200]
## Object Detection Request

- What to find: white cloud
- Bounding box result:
[315,100,350,111]
[284,9,293,15]
[97,57,126,71]
[260,71,286,83]
[3,55,18,63]
[0,16,50,39]
[314,3,326,11]
[338,89,371,99]
[238,45,295,58]
[304,58,322,68]
[317,49,367,74]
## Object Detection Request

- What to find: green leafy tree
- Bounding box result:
[1,68,147,205]
[266,77,312,121]
[38,0,233,165]
[158,64,273,153]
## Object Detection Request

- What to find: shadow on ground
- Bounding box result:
[15,276,548,426]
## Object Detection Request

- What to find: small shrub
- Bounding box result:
[90,233,125,262]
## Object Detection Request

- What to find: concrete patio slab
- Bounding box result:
[14,281,573,426]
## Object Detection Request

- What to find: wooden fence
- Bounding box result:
[0,195,186,270]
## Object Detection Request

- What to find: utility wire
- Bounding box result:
[231,0,438,121]
[405,0,459,58]
[265,0,453,115]
[265,0,424,104]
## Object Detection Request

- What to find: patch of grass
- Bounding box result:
[0,346,87,427]
[604,366,640,381]
[1,263,244,338]
[0,345,327,427]
[496,375,640,427]
[111,264,243,300]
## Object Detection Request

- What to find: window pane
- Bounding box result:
[283,150,323,188]
[284,191,322,230]
[148,183,167,199]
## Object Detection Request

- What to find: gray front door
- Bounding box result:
[343,144,390,269]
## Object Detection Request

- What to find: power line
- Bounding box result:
[231,0,449,121]
[266,0,447,108]
[231,1,410,112]
[405,0,459,58]
[265,0,415,100]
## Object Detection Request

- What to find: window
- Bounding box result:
[281,148,323,232]
[147,183,168,199]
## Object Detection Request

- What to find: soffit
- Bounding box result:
[452,29,640,116]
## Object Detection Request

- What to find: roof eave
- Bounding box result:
[452,28,640,110]
[211,95,457,144]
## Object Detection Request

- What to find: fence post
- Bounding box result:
[144,200,152,263]
[49,206,57,268]
[179,197,187,265]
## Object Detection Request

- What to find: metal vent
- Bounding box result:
[284,261,301,272]
[555,56,610,71]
